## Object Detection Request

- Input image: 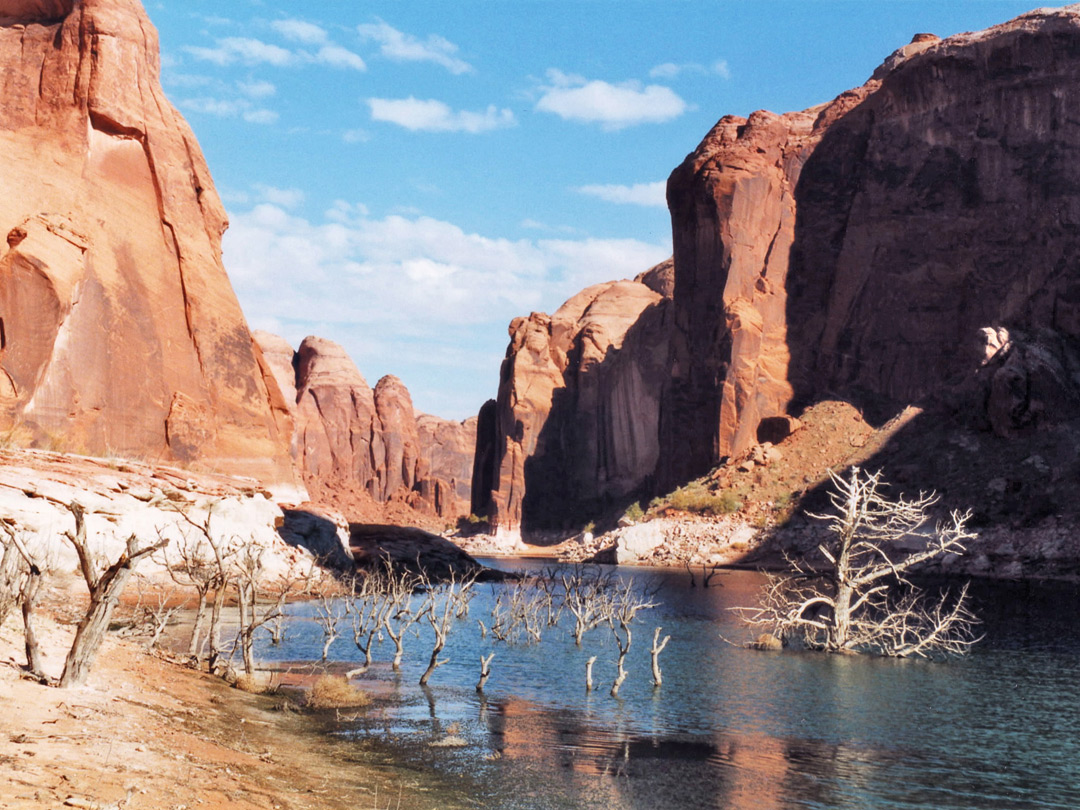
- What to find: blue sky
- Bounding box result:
[147,1,1038,420]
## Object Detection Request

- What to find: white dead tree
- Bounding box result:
[560,566,615,646]
[347,572,393,670]
[0,520,50,680]
[738,467,981,658]
[380,563,422,671]
[606,578,658,697]
[650,627,671,688]
[59,503,170,688]
[418,569,476,687]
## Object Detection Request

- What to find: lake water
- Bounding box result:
[257,560,1080,810]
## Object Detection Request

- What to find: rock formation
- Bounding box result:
[473,265,673,532]
[253,332,474,521]
[0,0,295,489]
[661,7,1080,488]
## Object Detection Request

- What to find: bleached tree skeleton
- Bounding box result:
[738,468,981,658]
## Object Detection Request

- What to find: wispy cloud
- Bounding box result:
[237,79,276,98]
[535,69,689,130]
[178,96,279,124]
[270,19,329,46]
[186,37,295,67]
[186,29,366,71]
[576,181,667,208]
[357,21,472,75]
[368,97,515,134]
[649,59,731,80]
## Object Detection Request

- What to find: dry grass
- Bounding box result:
[306,674,370,710]
[660,482,743,516]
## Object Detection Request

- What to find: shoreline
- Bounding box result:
[0,580,467,810]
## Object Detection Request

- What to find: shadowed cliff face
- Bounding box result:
[0,0,296,488]
[660,8,1080,491]
[474,270,673,533]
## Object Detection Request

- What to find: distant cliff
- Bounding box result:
[472,262,672,532]
[254,332,475,521]
[476,7,1080,533]
[0,0,296,489]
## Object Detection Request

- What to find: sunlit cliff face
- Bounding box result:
[0,1,75,22]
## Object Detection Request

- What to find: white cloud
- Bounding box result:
[576,181,667,208]
[237,79,276,98]
[179,96,278,125]
[186,37,295,67]
[368,97,515,134]
[342,128,371,144]
[270,19,328,45]
[253,184,305,208]
[357,21,472,75]
[223,204,669,417]
[648,59,731,80]
[536,69,689,129]
[313,43,367,71]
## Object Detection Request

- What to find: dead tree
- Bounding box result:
[380,563,422,670]
[59,503,169,688]
[0,520,47,679]
[476,652,495,692]
[737,467,980,658]
[606,578,658,697]
[418,569,476,686]
[348,572,392,670]
[168,502,240,670]
[650,627,671,687]
[560,566,615,645]
[232,544,308,676]
[313,579,348,662]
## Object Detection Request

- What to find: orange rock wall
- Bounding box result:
[0,0,295,487]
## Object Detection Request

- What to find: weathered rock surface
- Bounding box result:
[253,332,473,521]
[473,269,672,532]
[661,7,1080,488]
[0,0,296,489]
[416,413,477,518]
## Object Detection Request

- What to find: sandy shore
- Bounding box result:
[0,576,462,810]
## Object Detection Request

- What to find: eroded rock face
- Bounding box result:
[662,9,1080,488]
[256,333,472,520]
[474,273,672,532]
[416,413,477,519]
[0,0,295,488]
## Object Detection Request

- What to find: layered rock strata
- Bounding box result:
[0,0,295,488]
[473,266,673,532]
[661,8,1080,488]
[253,332,473,520]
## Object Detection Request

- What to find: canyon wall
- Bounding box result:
[254,332,474,520]
[0,0,296,488]
[661,9,1080,487]
[478,7,1080,532]
[473,263,673,532]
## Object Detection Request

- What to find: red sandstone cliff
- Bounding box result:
[660,8,1080,487]
[476,7,1080,533]
[253,332,474,521]
[473,263,673,533]
[0,0,295,488]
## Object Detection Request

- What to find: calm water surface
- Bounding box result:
[259,561,1080,809]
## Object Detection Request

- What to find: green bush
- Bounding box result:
[666,483,742,516]
[623,502,644,523]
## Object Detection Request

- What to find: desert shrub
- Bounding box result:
[234,673,266,694]
[667,483,742,516]
[307,674,370,709]
[623,502,644,523]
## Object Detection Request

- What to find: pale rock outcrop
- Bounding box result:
[0,0,295,489]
